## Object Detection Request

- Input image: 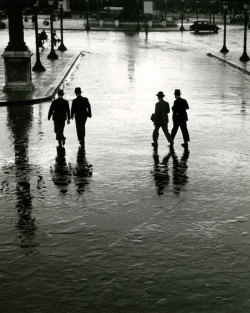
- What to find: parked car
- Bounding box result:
[54,10,72,18]
[190,20,219,33]
[0,21,6,29]
[230,14,244,24]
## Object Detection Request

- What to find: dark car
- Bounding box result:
[54,10,72,18]
[230,14,244,24]
[0,21,6,29]
[190,20,219,33]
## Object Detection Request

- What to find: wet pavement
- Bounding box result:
[1,26,250,313]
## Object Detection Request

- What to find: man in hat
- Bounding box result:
[152,91,173,150]
[170,89,190,149]
[48,89,70,147]
[71,87,92,146]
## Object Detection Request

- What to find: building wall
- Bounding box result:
[143,1,154,14]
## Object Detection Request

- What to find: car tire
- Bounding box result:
[195,28,199,33]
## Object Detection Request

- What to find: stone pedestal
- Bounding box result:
[2,50,34,92]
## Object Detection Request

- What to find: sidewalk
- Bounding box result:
[207,50,250,76]
[0,47,82,105]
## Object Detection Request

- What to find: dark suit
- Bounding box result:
[171,97,190,143]
[48,97,70,142]
[71,95,92,144]
[152,99,172,144]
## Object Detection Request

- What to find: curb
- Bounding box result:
[207,53,250,76]
[0,51,84,106]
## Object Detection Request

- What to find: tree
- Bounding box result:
[121,0,142,20]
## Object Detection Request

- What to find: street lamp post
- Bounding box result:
[32,1,46,72]
[180,0,185,31]
[58,0,67,51]
[220,1,229,54]
[165,0,167,20]
[240,2,249,62]
[136,0,140,32]
[209,0,212,24]
[47,0,58,59]
[196,0,199,20]
[85,0,90,31]
[212,0,215,24]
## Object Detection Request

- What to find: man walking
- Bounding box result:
[152,91,173,150]
[171,89,190,149]
[48,89,70,147]
[71,87,92,146]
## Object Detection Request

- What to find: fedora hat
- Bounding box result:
[74,87,82,94]
[156,91,165,98]
[174,89,181,95]
[57,89,64,96]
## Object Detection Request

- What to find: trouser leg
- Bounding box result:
[54,120,65,143]
[171,122,179,141]
[76,117,87,143]
[162,123,173,143]
[180,122,190,143]
[153,125,160,143]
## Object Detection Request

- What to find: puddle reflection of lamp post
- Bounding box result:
[180,0,185,31]
[58,0,67,51]
[47,0,58,59]
[165,0,167,20]
[32,0,46,71]
[240,2,249,62]
[196,0,199,20]
[220,1,229,54]
[136,0,140,31]
[85,0,90,31]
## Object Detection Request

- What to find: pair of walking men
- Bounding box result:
[48,87,92,147]
[152,89,190,149]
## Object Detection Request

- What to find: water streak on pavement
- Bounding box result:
[1,28,250,313]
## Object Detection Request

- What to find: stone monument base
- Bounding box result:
[2,50,34,92]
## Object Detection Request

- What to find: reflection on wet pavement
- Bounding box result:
[152,148,189,195]
[73,146,93,194]
[50,146,72,193]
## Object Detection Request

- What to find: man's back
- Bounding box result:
[48,98,70,121]
[172,97,189,121]
[71,96,91,119]
[155,99,170,124]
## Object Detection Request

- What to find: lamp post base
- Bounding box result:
[85,23,90,31]
[240,52,250,62]
[32,60,46,72]
[58,43,67,51]
[180,25,185,31]
[220,46,229,54]
[47,50,58,60]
